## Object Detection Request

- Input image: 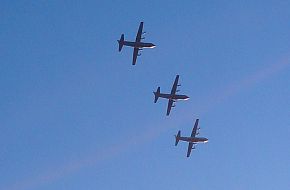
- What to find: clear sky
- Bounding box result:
[1,1,290,190]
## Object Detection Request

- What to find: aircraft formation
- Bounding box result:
[118,22,207,157]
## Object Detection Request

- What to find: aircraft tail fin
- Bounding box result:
[153,87,160,103]
[175,130,181,146]
[118,34,124,52]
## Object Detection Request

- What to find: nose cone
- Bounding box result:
[184,95,190,100]
[204,138,209,143]
[150,43,156,48]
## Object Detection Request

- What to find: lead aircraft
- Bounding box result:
[175,119,208,157]
[154,75,189,116]
[118,22,156,65]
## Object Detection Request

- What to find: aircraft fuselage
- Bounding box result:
[158,93,189,101]
[179,136,208,143]
[123,41,156,48]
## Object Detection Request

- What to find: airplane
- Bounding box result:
[153,75,189,116]
[117,22,156,65]
[175,119,208,157]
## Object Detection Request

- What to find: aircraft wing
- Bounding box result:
[187,142,194,157]
[132,48,139,65]
[190,119,199,137]
[135,22,144,43]
[166,99,174,116]
[170,75,180,95]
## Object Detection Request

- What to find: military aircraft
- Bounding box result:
[153,75,189,116]
[117,22,156,65]
[175,119,208,157]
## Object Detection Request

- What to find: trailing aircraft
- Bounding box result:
[175,119,208,157]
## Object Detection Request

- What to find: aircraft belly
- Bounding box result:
[159,94,171,99]
[173,95,189,100]
[141,43,155,48]
[179,137,192,142]
[123,41,136,47]
[136,42,155,48]
[181,137,204,143]
[123,41,155,48]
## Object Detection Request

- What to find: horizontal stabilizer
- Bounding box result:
[175,130,181,146]
[153,87,160,103]
[118,34,124,52]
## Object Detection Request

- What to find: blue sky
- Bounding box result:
[1,1,290,190]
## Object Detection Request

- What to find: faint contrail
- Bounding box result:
[185,56,290,118]
[4,56,290,190]
[3,118,171,190]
